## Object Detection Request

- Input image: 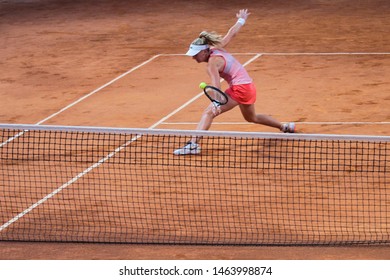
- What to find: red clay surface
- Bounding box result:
[1,0,390,259]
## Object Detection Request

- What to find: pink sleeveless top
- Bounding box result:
[210,49,253,86]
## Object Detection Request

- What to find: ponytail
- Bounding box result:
[191,31,223,46]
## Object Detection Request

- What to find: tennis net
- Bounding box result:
[1,124,389,245]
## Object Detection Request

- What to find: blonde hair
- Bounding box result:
[191,31,223,46]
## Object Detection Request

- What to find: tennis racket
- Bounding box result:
[199,83,228,105]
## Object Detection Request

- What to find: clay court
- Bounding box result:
[1,0,390,259]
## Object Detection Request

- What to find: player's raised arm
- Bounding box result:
[219,9,251,48]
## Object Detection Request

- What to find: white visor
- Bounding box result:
[185,44,209,56]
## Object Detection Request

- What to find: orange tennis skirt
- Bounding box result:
[225,83,257,105]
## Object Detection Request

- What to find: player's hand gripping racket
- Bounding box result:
[199,82,228,105]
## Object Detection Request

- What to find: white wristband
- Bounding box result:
[237,18,246,25]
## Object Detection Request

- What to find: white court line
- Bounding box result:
[0,131,25,148]
[160,52,390,56]
[161,121,390,125]
[148,53,262,129]
[36,55,161,125]
[0,134,142,232]
[1,55,162,230]
[0,53,263,232]
[0,55,160,148]
[260,52,390,56]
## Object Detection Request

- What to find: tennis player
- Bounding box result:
[174,9,295,155]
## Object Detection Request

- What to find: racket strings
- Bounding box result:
[207,88,227,104]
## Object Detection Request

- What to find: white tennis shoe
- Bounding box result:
[281,122,296,133]
[173,141,201,155]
